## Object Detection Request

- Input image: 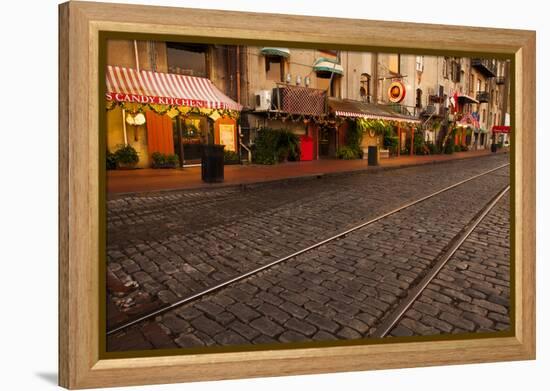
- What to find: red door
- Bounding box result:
[145,111,174,157]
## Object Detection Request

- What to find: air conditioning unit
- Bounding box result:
[254,90,272,111]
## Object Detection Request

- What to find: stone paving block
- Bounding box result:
[284,318,317,336]
[175,333,205,348]
[250,317,285,338]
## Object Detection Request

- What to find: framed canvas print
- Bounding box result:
[58,1,536,389]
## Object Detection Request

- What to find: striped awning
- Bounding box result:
[260,47,290,58]
[329,98,421,124]
[313,57,344,75]
[105,65,242,111]
[456,112,480,129]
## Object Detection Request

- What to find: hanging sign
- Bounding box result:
[388,81,406,103]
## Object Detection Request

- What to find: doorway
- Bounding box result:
[319,126,337,157]
[173,115,210,166]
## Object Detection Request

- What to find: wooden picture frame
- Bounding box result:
[59,1,536,388]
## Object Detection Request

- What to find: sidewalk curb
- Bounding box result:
[108,151,508,199]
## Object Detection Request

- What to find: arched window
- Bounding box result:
[360,73,371,102]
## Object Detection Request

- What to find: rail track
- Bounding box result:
[107,163,510,337]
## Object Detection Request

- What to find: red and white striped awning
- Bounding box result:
[105,65,242,111]
[334,110,420,123]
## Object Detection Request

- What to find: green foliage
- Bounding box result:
[277,129,301,162]
[336,146,361,160]
[114,144,139,165]
[356,118,393,137]
[106,150,118,170]
[426,142,440,154]
[252,128,301,165]
[223,150,240,164]
[151,152,179,168]
[413,131,429,155]
[443,136,455,154]
[384,136,399,156]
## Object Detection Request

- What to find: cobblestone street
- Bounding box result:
[106,154,511,352]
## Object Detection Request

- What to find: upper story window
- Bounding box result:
[166,42,208,77]
[388,54,400,74]
[360,73,371,102]
[265,55,284,82]
[415,56,424,72]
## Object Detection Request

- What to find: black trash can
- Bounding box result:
[201,144,225,183]
[491,143,498,153]
[367,146,379,166]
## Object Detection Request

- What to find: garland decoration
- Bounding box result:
[105,100,240,120]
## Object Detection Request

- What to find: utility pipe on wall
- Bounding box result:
[133,40,140,72]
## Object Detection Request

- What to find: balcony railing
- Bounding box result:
[386,103,421,117]
[496,76,506,85]
[476,91,490,103]
[471,58,497,78]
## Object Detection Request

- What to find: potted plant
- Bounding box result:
[106,150,118,170]
[151,152,179,168]
[114,144,139,169]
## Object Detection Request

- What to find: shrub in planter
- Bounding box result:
[224,150,240,165]
[443,140,455,154]
[106,150,118,170]
[151,152,179,168]
[114,144,139,168]
[336,146,360,160]
[276,129,300,162]
[252,128,300,164]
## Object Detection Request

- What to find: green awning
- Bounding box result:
[313,57,344,75]
[260,47,290,58]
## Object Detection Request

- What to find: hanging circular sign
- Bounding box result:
[388,81,406,103]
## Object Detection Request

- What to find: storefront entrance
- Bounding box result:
[319,126,337,158]
[173,116,210,166]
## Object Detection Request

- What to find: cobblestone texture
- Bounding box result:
[388,193,510,337]
[106,155,508,328]
[107,155,510,351]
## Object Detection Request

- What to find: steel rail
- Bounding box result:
[370,184,510,338]
[107,163,510,336]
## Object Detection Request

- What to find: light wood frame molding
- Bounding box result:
[58,1,536,388]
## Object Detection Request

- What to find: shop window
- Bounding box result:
[167,42,208,77]
[265,55,284,82]
[469,74,474,95]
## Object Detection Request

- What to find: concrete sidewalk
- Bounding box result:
[107,149,507,195]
